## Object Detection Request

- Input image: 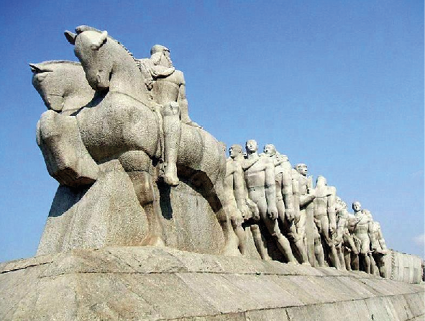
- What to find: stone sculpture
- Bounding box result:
[30,61,95,116]
[228,144,270,260]
[293,163,317,265]
[351,201,376,274]
[243,140,297,263]
[223,146,250,254]
[263,144,309,264]
[312,176,338,268]
[139,44,200,186]
[364,209,388,277]
[34,25,238,255]
[334,197,359,271]
[29,25,395,278]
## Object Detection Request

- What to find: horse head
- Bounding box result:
[30,62,66,112]
[30,60,95,114]
[65,27,111,91]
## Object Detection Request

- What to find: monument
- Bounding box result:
[0,25,423,320]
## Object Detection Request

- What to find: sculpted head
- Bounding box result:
[245,140,258,154]
[263,144,276,156]
[336,197,347,210]
[362,209,372,219]
[30,61,92,112]
[352,201,362,212]
[65,27,112,91]
[229,144,243,159]
[316,175,327,186]
[295,163,308,176]
[150,44,173,68]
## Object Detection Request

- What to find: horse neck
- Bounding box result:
[108,44,149,103]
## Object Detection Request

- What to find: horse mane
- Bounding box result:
[37,60,81,67]
[75,25,142,73]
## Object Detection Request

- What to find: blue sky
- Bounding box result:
[0,1,423,262]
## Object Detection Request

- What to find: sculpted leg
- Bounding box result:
[227,204,246,254]
[313,223,325,267]
[162,102,181,186]
[250,224,271,260]
[37,110,99,187]
[320,216,339,269]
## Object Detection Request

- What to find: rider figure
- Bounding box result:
[140,45,200,186]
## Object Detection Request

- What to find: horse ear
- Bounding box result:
[29,63,42,73]
[29,63,53,73]
[64,30,77,45]
[91,31,108,50]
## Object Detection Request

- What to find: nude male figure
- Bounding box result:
[223,145,258,254]
[229,144,270,260]
[334,197,359,271]
[293,163,317,265]
[244,140,297,263]
[313,176,339,268]
[351,201,376,274]
[263,144,309,264]
[363,209,388,278]
[139,45,200,186]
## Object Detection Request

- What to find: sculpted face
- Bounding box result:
[263,144,276,156]
[245,140,258,154]
[352,201,362,212]
[229,144,242,159]
[74,30,112,91]
[296,163,308,176]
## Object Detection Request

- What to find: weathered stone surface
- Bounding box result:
[384,249,423,284]
[1,247,423,320]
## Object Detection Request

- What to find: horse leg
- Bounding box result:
[120,152,165,247]
[210,181,241,256]
[37,110,99,187]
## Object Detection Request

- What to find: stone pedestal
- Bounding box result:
[1,247,424,320]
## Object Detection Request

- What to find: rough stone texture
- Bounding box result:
[37,159,263,258]
[384,249,423,284]
[1,247,423,320]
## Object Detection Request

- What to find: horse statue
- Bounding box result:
[30,61,95,116]
[35,25,239,255]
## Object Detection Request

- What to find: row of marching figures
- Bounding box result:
[224,140,388,277]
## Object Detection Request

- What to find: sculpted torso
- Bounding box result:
[152,70,184,105]
[245,155,270,192]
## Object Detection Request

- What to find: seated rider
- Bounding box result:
[139,45,200,186]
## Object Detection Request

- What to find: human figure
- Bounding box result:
[243,140,297,263]
[351,201,376,274]
[363,209,388,278]
[263,144,309,264]
[334,197,359,271]
[223,145,256,254]
[139,45,200,186]
[294,163,317,265]
[229,144,269,260]
[313,176,339,268]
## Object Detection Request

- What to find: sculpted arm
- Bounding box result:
[376,224,388,251]
[177,76,191,124]
[265,161,278,218]
[368,219,377,250]
[281,170,295,219]
[327,187,337,233]
[233,165,247,208]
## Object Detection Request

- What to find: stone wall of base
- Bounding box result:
[384,249,423,284]
[0,247,424,320]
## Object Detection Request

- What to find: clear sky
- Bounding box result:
[0,1,423,262]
